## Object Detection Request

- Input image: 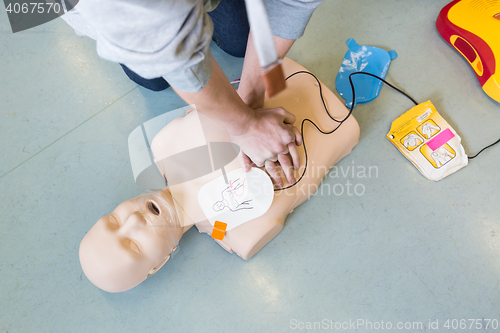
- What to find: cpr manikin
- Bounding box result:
[79,58,360,292]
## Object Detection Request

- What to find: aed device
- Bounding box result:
[436,0,500,103]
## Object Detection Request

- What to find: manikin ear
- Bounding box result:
[147,254,171,277]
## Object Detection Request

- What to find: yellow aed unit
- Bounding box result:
[436,0,500,103]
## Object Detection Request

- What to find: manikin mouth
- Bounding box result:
[137,192,180,245]
[147,201,161,216]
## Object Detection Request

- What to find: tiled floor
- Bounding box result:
[1,1,500,332]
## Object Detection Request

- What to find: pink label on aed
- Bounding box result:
[426,128,455,151]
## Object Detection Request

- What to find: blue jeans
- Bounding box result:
[120,0,249,92]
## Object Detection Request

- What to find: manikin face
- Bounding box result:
[79,189,182,293]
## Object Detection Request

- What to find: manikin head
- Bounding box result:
[79,189,183,292]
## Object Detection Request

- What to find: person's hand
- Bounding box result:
[263,127,302,188]
[229,107,302,186]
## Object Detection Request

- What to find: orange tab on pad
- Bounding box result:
[211,221,227,240]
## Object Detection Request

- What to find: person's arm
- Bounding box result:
[237,0,325,108]
[173,57,299,172]
[237,32,295,109]
[234,33,302,187]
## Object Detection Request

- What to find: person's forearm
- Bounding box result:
[172,56,254,136]
[173,52,301,180]
[238,33,296,109]
[173,35,295,124]
[172,55,300,172]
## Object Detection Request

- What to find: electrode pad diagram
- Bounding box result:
[387,101,468,181]
[198,168,274,231]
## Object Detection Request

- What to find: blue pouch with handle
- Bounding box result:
[336,38,398,108]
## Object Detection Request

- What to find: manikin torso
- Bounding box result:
[151,58,360,260]
[79,58,360,293]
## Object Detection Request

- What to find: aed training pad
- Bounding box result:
[336,38,398,108]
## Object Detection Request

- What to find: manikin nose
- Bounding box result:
[119,212,147,234]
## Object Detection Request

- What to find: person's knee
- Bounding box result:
[212,33,247,58]
[120,64,170,91]
[209,0,249,58]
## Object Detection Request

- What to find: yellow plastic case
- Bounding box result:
[387,101,468,181]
